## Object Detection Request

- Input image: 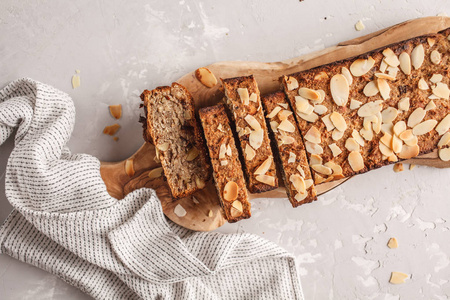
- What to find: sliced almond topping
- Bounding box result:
[294,192,308,202]
[392,135,403,153]
[230,200,243,218]
[279,135,295,145]
[387,66,399,78]
[314,174,326,184]
[255,174,276,186]
[157,143,169,152]
[341,67,353,85]
[270,121,279,133]
[322,114,335,131]
[360,125,374,141]
[379,142,394,156]
[174,204,187,217]
[223,181,239,201]
[267,106,282,119]
[219,143,227,159]
[304,126,321,144]
[438,132,450,147]
[439,148,450,161]
[314,71,329,81]
[413,119,438,136]
[427,37,436,47]
[381,107,398,124]
[125,159,135,177]
[237,88,250,105]
[407,107,426,128]
[411,44,424,69]
[217,124,225,133]
[186,147,200,161]
[375,73,396,81]
[399,52,412,75]
[358,100,383,117]
[249,129,264,150]
[309,154,323,165]
[345,138,359,152]
[103,124,120,135]
[148,167,164,179]
[388,154,398,162]
[290,174,306,194]
[329,143,342,157]
[398,97,410,111]
[297,165,306,177]
[249,93,258,103]
[278,102,288,109]
[432,82,450,99]
[245,114,261,131]
[192,196,200,204]
[315,90,326,104]
[430,50,441,64]
[332,128,345,141]
[425,100,436,111]
[305,141,323,155]
[288,152,296,163]
[363,80,379,97]
[350,57,375,77]
[418,78,429,90]
[350,99,362,110]
[390,272,409,284]
[297,110,319,123]
[311,164,332,176]
[436,114,450,135]
[377,78,390,100]
[279,110,293,121]
[245,144,256,161]
[299,87,321,101]
[404,134,418,147]
[381,123,394,135]
[380,132,393,148]
[304,178,313,189]
[387,237,399,249]
[430,74,443,83]
[313,105,328,115]
[330,112,347,132]
[254,156,273,175]
[195,68,217,88]
[393,163,404,173]
[351,129,365,147]
[399,129,414,141]
[393,121,407,136]
[109,104,122,119]
[278,119,295,132]
[330,74,349,106]
[286,76,299,91]
[348,151,364,172]
[302,103,314,115]
[398,144,419,159]
[221,160,228,166]
[226,145,232,156]
[382,48,400,67]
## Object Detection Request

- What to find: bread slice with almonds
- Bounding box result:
[282,28,450,184]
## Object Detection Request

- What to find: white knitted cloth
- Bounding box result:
[0,78,304,300]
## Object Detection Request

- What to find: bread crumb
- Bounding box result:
[387,237,398,249]
[393,163,404,172]
[355,20,365,31]
[409,164,416,170]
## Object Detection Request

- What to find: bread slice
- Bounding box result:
[199,104,250,222]
[282,28,450,184]
[261,92,317,206]
[221,75,278,193]
[140,82,210,198]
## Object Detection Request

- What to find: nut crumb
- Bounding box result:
[125,159,135,177]
[387,237,398,249]
[409,164,416,170]
[393,163,404,172]
[109,104,122,119]
[113,137,119,142]
[355,20,365,31]
[71,71,81,89]
[208,210,213,217]
[103,124,120,136]
[389,271,408,284]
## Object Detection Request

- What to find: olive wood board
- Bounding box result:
[100,16,450,232]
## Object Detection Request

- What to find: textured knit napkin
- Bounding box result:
[0,78,304,300]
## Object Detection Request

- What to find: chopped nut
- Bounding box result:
[377,78,390,100]
[345,138,360,152]
[387,237,399,248]
[315,90,326,103]
[278,119,295,132]
[230,200,243,218]
[411,44,424,69]
[245,114,261,131]
[398,97,410,111]
[254,156,273,175]
[255,174,276,186]
[109,105,122,119]
[363,80,379,97]
[407,107,426,128]
[174,204,187,217]
[186,147,200,161]
[418,78,429,90]
[350,57,375,77]
[103,124,121,135]
[298,87,321,101]
[148,167,164,179]
[393,163,404,172]
[439,148,450,161]
[432,82,450,99]
[305,141,323,154]
[389,272,409,284]
[341,67,353,85]
[399,52,411,75]
[311,164,332,175]
[223,181,239,201]
[430,50,441,64]
[329,143,342,157]
[350,99,362,110]
[125,159,135,177]
[286,76,299,91]
[330,74,350,106]
[245,144,256,161]
[249,129,264,150]
[237,88,250,105]
[195,67,217,88]
[381,107,398,124]
[290,174,306,194]
[348,151,364,172]
[330,112,347,132]
[412,119,437,136]
[304,126,321,144]
[267,106,282,119]
[288,152,296,163]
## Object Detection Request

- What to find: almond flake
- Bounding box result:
[363,80,379,97]
[294,192,308,202]
[407,107,426,128]
[297,165,306,177]
[295,96,311,113]
[237,88,250,105]
[297,111,319,123]
[398,144,419,159]
[345,138,360,152]
[399,129,413,141]
[288,152,296,163]
[290,174,306,194]
[398,97,410,111]
[350,99,362,110]
[254,156,273,175]
[186,147,199,161]
[322,114,335,131]
[311,164,332,175]
[393,163,404,173]
[226,145,232,156]
[375,73,396,81]
[332,128,345,141]
[245,114,261,131]
[148,167,164,179]
[278,119,295,132]
[103,124,120,135]
[382,48,400,67]
[379,142,394,156]
[305,141,323,154]
[381,123,394,135]
[377,78,390,100]
[304,126,321,144]
[432,82,450,99]
[309,154,323,165]
[230,200,243,218]
[412,119,438,136]
[286,76,299,91]
[249,129,264,150]
[350,57,375,77]
[390,272,409,284]
[109,104,122,119]
[430,74,443,83]
[278,102,289,109]
[392,135,403,153]
[329,143,342,157]
[249,93,258,102]
[380,132,393,148]
[267,106,282,119]
[195,68,217,88]
[411,44,424,69]
[279,135,295,145]
[418,78,429,90]
[425,100,436,111]
[221,160,229,166]
[348,151,364,172]
[380,59,388,73]
[436,114,450,135]
[314,105,328,115]
[245,144,256,161]
[341,67,353,85]
[430,50,441,64]
[157,143,169,151]
[330,74,349,106]
[299,87,321,101]
[219,143,227,159]
[387,66,399,78]
[314,71,329,81]
[399,52,411,75]
[358,100,383,117]
[314,90,326,104]
[393,121,407,136]
[428,37,436,47]
[255,174,276,186]
[223,181,239,201]
[381,107,398,124]
[388,154,398,163]
[279,110,293,121]
[174,204,187,217]
[304,178,313,189]
[351,129,365,147]
[438,132,450,147]
[439,148,450,161]
[360,125,374,141]
[330,112,347,132]
[217,124,225,133]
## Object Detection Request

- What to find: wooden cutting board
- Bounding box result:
[100,16,450,232]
